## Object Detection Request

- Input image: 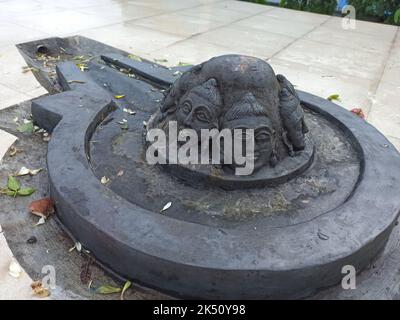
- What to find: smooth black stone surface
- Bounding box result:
[18,36,400,299]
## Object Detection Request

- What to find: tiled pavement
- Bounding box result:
[0,0,398,132]
[0,0,399,299]
[0,225,37,299]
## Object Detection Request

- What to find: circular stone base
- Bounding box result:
[3,99,400,301]
[29,60,400,299]
[91,110,359,228]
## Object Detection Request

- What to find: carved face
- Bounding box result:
[223,116,275,172]
[176,90,220,135]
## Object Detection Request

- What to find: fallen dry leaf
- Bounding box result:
[9,260,22,278]
[101,176,110,184]
[120,281,131,300]
[123,108,136,115]
[42,133,51,142]
[117,119,127,124]
[29,198,55,219]
[17,167,43,176]
[67,80,86,84]
[8,146,18,157]
[160,201,172,213]
[22,66,38,73]
[35,217,46,227]
[350,108,366,119]
[31,280,50,298]
[17,167,30,176]
[80,258,92,285]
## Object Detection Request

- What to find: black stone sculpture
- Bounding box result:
[147,55,314,188]
[15,36,400,300]
[157,55,307,166]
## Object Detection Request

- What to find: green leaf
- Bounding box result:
[7,176,20,191]
[76,63,88,72]
[5,189,17,197]
[395,9,400,24]
[73,55,86,61]
[154,58,168,63]
[120,281,131,300]
[120,123,129,130]
[17,187,36,196]
[178,62,191,67]
[17,122,34,133]
[327,94,341,102]
[128,54,142,62]
[95,285,122,294]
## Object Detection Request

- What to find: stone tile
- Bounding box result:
[194,24,295,59]
[27,86,48,98]
[233,14,318,38]
[270,58,375,113]
[130,12,226,37]
[126,0,210,11]
[196,0,226,3]
[0,129,17,161]
[324,16,398,40]
[210,0,272,15]
[262,7,330,24]
[80,23,184,55]
[388,136,400,152]
[0,46,41,93]
[149,39,241,67]
[380,46,400,87]
[11,10,116,37]
[0,83,31,110]
[0,0,63,19]
[274,38,387,81]
[0,230,35,300]
[74,3,164,24]
[305,25,394,53]
[0,22,50,48]
[35,0,122,10]
[368,82,400,138]
[394,30,400,48]
[178,5,252,24]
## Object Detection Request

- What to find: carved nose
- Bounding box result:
[184,113,193,126]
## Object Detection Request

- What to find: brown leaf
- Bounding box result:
[80,258,93,285]
[29,198,55,219]
[350,108,366,119]
[31,280,50,298]
[8,146,18,157]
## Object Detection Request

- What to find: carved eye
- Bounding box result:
[182,101,192,114]
[196,110,211,122]
[256,133,269,141]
